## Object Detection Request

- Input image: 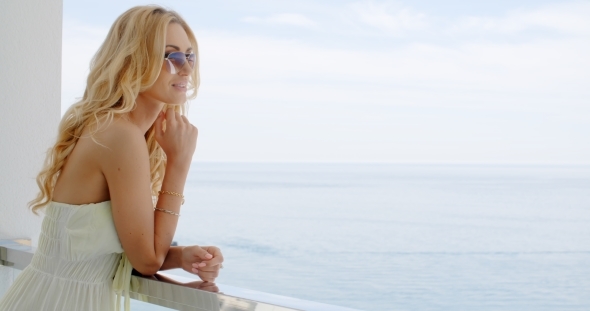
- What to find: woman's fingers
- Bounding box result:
[165,106,177,123]
[156,107,198,164]
[193,260,222,271]
[203,246,224,264]
[191,261,221,274]
[191,247,222,282]
[188,245,213,261]
[197,269,220,282]
[184,245,213,274]
[182,245,223,282]
[195,257,222,268]
[154,111,165,139]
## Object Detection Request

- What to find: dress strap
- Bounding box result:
[112,253,138,311]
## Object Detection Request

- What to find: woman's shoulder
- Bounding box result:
[86,117,145,149]
[79,117,149,166]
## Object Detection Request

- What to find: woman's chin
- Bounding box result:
[168,95,187,106]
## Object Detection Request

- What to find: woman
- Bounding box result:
[0,5,223,311]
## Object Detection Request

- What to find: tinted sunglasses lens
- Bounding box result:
[165,52,195,73]
[187,53,196,68]
[168,52,186,71]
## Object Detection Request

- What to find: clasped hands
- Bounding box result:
[180,245,224,283]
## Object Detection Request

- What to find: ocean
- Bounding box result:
[168,162,590,311]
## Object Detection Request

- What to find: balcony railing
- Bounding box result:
[0,239,360,311]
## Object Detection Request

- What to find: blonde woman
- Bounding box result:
[0,5,223,311]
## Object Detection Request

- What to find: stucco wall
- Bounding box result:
[0,0,63,246]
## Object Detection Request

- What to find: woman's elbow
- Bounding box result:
[133,260,162,276]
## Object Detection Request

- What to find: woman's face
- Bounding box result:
[138,22,193,106]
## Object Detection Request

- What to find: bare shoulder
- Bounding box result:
[86,117,148,161]
[87,117,152,200]
[91,117,145,148]
[53,117,149,204]
[73,118,150,182]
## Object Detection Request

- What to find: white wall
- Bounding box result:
[0,0,62,246]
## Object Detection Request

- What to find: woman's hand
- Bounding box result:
[181,245,224,282]
[154,107,198,167]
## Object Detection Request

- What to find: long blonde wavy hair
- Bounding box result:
[30,5,200,214]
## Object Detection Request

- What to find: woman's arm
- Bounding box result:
[160,245,224,282]
[99,109,197,275]
[160,246,183,271]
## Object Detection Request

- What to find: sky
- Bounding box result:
[62,0,590,164]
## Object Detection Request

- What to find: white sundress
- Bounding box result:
[0,201,134,311]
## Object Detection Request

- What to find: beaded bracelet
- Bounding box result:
[154,207,180,216]
[158,190,185,205]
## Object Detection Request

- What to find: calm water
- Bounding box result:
[171,163,590,311]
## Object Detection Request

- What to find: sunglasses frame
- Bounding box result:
[164,51,196,74]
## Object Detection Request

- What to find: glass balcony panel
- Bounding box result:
[0,265,21,300]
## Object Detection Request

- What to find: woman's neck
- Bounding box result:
[128,96,166,134]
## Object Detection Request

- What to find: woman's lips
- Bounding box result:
[172,82,187,91]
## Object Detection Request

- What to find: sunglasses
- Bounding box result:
[164,52,196,74]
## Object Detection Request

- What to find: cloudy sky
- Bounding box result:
[62,0,590,164]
